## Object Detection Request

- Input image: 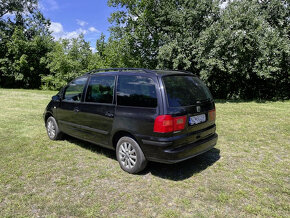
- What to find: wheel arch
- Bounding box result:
[44,112,53,123]
[112,130,140,150]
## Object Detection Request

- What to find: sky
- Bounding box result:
[39,0,117,50]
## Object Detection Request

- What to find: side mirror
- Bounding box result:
[52,95,61,101]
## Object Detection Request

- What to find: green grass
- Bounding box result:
[0,88,289,217]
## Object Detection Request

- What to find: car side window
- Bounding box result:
[85,76,115,104]
[63,77,88,102]
[117,75,157,108]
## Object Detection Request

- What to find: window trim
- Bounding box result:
[116,75,158,109]
[83,75,116,105]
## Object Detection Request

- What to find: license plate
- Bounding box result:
[189,114,206,125]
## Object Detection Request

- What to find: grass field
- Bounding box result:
[0,88,289,217]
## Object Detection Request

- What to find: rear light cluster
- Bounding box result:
[154,115,186,133]
[209,108,216,121]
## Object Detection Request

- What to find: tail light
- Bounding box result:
[154,115,186,133]
[174,116,187,131]
[209,108,216,121]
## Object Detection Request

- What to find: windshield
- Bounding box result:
[162,75,212,107]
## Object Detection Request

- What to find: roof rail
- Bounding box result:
[90,68,154,74]
[172,69,192,74]
[170,69,197,76]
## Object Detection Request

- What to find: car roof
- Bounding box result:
[87,68,196,77]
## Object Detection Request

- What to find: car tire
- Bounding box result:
[116,136,147,174]
[46,116,62,140]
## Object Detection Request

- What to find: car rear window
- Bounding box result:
[117,75,157,108]
[163,75,212,107]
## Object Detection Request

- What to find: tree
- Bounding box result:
[108,0,289,99]
[108,0,221,70]
[41,34,93,90]
[1,25,53,88]
[0,0,38,17]
[195,0,289,99]
[0,0,54,88]
[88,33,142,71]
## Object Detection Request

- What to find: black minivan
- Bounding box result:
[44,68,218,173]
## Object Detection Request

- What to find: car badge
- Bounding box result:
[196,106,201,112]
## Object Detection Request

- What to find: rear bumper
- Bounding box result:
[141,133,218,164]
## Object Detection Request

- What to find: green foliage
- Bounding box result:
[0,0,288,99]
[108,0,289,99]
[2,26,53,88]
[88,35,142,70]
[108,0,221,69]
[0,0,54,88]
[0,0,38,17]
[41,35,92,90]
[195,0,289,99]
[41,32,141,90]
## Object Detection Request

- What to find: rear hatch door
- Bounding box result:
[162,75,216,145]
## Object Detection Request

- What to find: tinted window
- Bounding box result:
[64,77,87,102]
[163,76,213,107]
[85,76,115,104]
[117,75,157,107]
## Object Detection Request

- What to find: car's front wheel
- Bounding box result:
[116,136,147,174]
[46,116,62,140]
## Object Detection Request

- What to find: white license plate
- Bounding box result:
[189,114,206,125]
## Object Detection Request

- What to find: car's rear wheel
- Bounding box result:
[46,116,62,140]
[116,136,147,174]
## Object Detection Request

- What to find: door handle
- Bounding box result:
[105,112,114,118]
[74,107,80,113]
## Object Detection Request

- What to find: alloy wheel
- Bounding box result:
[119,142,137,169]
[47,120,56,138]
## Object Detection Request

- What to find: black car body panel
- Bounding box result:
[44,69,218,163]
